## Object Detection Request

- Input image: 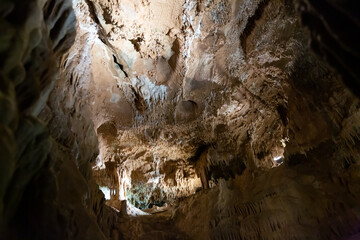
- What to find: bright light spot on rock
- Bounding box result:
[280,137,290,147]
[273,156,284,165]
[99,186,111,200]
[93,155,105,170]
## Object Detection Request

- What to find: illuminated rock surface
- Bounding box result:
[0,0,359,239]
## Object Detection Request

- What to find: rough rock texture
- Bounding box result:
[76,0,359,208]
[0,0,117,239]
[1,0,360,239]
[73,0,359,239]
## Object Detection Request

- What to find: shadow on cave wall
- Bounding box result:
[0,1,112,240]
[299,0,360,98]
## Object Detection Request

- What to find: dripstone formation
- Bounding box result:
[0,0,359,239]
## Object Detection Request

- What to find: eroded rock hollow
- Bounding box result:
[1,0,359,239]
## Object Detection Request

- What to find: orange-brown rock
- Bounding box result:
[1,0,359,239]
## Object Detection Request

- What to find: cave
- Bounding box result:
[1,0,360,239]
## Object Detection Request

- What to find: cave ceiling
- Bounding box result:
[0,0,359,239]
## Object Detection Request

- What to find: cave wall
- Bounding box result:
[299,0,360,98]
[74,0,300,208]
[73,0,360,214]
[0,0,359,239]
[170,1,360,239]
[80,0,360,238]
[0,0,116,239]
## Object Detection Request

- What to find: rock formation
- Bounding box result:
[0,0,359,239]
[0,0,116,239]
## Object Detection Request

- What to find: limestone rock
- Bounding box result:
[1,0,360,239]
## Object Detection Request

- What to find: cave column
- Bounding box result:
[118,169,127,200]
[198,150,210,190]
[105,161,119,199]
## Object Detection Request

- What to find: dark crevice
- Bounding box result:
[287,153,307,166]
[101,7,112,24]
[240,0,270,57]
[43,0,56,21]
[342,157,355,169]
[209,160,247,181]
[84,0,100,25]
[112,55,128,78]
[277,104,288,126]
[53,30,76,54]
[84,0,113,48]
[131,86,147,112]
[130,38,142,52]
[69,74,73,85]
[188,143,211,163]
[168,38,180,71]
[256,151,267,160]
[50,8,71,46]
